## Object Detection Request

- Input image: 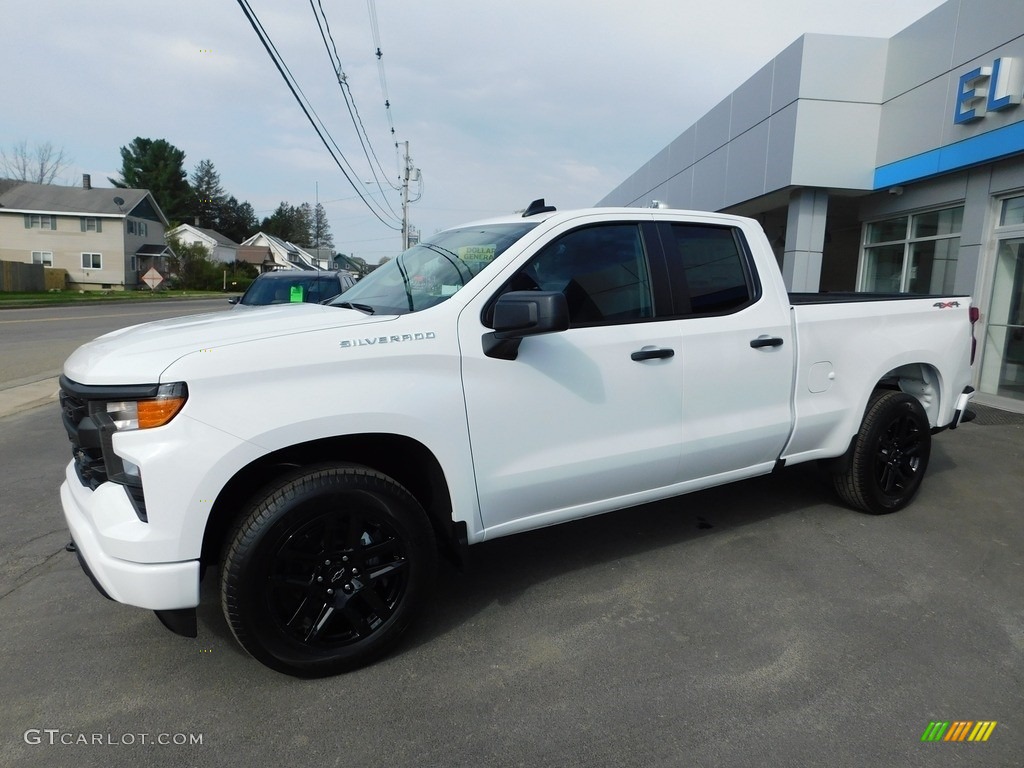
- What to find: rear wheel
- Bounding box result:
[833,391,932,515]
[221,464,436,677]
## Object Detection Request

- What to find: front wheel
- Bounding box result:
[221,464,437,677]
[833,391,932,515]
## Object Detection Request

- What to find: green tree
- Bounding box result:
[110,137,193,225]
[190,159,226,229]
[261,201,313,245]
[313,202,334,249]
[219,196,258,244]
[166,235,221,290]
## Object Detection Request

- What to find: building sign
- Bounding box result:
[954,57,1022,124]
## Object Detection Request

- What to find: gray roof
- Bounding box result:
[195,227,239,247]
[0,179,168,225]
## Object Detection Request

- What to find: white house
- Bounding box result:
[238,232,328,270]
[165,223,239,263]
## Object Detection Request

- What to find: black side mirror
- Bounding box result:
[484,291,568,359]
[227,297,240,305]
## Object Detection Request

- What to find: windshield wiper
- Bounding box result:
[332,301,375,314]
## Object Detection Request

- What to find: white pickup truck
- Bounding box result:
[59,201,977,677]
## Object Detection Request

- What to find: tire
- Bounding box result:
[833,391,932,515]
[220,464,437,678]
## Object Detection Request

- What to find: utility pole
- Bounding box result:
[400,141,421,251]
[401,142,411,251]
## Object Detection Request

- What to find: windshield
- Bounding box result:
[329,222,537,314]
[241,274,341,306]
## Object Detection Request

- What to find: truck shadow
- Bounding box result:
[408,461,842,650]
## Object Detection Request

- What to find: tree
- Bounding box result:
[261,201,313,245]
[110,137,193,225]
[219,196,258,244]
[313,203,334,250]
[1,140,72,184]
[190,159,226,229]
[166,235,222,290]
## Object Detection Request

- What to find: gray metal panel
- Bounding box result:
[694,98,732,160]
[797,35,889,103]
[765,102,798,192]
[990,154,1024,194]
[952,0,1023,67]
[726,121,771,205]
[883,0,959,100]
[876,77,949,167]
[770,37,804,113]
[859,172,969,220]
[961,166,995,247]
[670,126,696,171]
[730,61,774,138]
[662,167,695,209]
[954,243,982,294]
[791,101,881,189]
[692,147,729,211]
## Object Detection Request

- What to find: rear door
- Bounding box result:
[657,221,794,481]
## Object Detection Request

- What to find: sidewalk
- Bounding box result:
[0,378,60,420]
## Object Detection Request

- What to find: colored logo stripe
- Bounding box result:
[921,721,997,742]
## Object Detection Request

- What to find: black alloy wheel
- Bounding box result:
[833,391,932,515]
[221,464,436,677]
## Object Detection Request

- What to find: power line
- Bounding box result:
[235,0,401,231]
[309,0,402,211]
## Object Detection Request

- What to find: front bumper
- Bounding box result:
[61,464,200,611]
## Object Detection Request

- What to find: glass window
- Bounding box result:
[82,253,102,270]
[32,251,53,266]
[859,206,963,294]
[865,217,908,244]
[1001,195,1024,227]
[509,224,653,326]
[668,224,753,314]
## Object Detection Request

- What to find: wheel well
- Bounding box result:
[201,434,464,569]
[874,363,941,426]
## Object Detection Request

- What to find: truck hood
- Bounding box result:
[64,303,393,385]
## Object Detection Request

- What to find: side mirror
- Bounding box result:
[484,291,568,360]
[227,297,240,305]
[492,291,569,339]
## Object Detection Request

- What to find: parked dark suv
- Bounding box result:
[230,270,357,308]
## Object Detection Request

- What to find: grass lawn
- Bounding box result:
[0,289,237,308]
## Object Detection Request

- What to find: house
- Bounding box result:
[165,223,239,263]
[0,175,172,290]
[238,232,330,271]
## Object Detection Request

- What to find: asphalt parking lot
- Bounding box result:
[0,401,1021,768]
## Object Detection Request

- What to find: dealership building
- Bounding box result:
[599,0,1024,412]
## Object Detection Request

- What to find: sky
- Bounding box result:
[2,0,950,264]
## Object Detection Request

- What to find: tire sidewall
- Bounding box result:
[222,465,436,677]
[859,393,932,513]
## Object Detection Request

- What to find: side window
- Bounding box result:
[496,224,653,326]
[668,224,755,314]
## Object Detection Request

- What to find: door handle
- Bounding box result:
[750,336,784,349]
[631,347,675,361]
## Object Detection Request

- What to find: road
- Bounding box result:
[0,299,231,417]
[0,396,1022,765]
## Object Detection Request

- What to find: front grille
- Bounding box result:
[59,376,150,522]
[60,388,108,490]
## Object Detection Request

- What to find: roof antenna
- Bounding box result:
[522,198,556,217]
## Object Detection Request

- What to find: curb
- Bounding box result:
[0,378,60,420]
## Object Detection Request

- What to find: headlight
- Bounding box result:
[105,382,188,430]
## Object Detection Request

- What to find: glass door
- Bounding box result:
[980,195,1024,403]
